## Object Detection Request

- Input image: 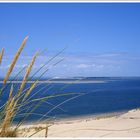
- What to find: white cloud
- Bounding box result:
[0,51,138,77]
[77,64,91,68]
[77,63,104,70]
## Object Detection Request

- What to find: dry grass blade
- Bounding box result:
[28,124,51,137]
[9,84,13,101]
[18,52,38,95]
[3,36,28,84]
[0,48,4,65]
[0,97,15,135]
[22,80,38,101]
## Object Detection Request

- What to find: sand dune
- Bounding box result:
[17,109,140,138]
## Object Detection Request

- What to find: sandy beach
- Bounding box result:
[17,109,140,137]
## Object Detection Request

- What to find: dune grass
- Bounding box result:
[0,48,4,65]
[0,37,84,137]
[0,37,34,137]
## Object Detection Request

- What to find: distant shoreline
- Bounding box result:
[0,77,140,84]
[0,80,107,84]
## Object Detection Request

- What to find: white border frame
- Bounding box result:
[0,1,140,3]
[0,1,140,139]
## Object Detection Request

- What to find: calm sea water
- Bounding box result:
[0,77,140,122]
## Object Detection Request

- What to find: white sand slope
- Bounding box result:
[19,109,140,137]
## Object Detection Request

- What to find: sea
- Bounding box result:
[0,77,140,123]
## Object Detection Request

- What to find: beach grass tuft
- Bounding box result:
[0,130,17,137]
[0,37,82,137]
[0,37,47,137]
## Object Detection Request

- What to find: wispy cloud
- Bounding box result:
[77,64,91,68]
[0,52,140,77]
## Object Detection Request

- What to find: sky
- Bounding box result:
[0,3,140,78]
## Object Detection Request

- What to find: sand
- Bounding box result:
[18,109,140,138]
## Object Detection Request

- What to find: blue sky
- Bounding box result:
[0,3,140,77]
